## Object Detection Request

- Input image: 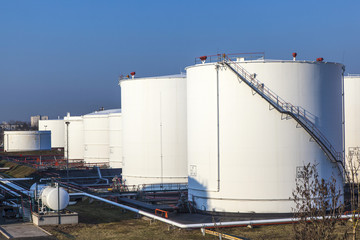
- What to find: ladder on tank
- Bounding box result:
[219,54,344,173]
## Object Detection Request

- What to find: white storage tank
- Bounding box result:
[39,119,65,148]
[41,186,69,211]
[83,109,113,165]
[120,74,187,186]
[4,131,51,152]
[108,110,122,168]
[344,74,360,177]
[64,113,84,160]
[186,57,344,213]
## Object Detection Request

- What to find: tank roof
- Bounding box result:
[345,74,360,78]
[119,73,186,83]
[4,130,50,134]
[145,73,186,79]
[186,59,344,70]
[84,108,121,116]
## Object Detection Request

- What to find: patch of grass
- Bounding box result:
[43,199,356,239]
[41,199,287,240]
[0,149,63,157]
[43,199,215,240]
[67,199,137,224]
[43,220,214,240]
[0,159,37,178]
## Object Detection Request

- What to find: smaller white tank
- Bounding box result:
[64,113,84,160]
[3,131,51,152]
[39,119,65,148]
[40,186,69,211]
[108,110,122,168]
[83,110,111,165]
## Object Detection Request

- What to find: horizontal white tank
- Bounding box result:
[120,74,187,186]
[108,110,122,168]
[4,131,51,152]
[39,119,65,148]
[64,114,84,160]
[41,186,69,211]
[186,59,344,213]
[83,109,118,165]
[344,74,360,178]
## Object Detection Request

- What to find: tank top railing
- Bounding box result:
[219,54,343,170]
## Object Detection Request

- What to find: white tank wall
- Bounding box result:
[109,112,122,168]
[64,115,84,160]
[186,60,344,213]
[83,111,110,165]
[4,131,51,152]
[39,119,65,148]
[121,75,187,186]
[344,75,360,176]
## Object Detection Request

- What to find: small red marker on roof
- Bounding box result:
[200,56,207,64]
[130,72,136,79]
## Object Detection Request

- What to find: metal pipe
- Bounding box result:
[0,178,33,181]
[96,166,109,185]
[216,64,220,192]
[57,182,61,224]
[189,65,221,193]
[0,177,30,195]
[62,176,116,180]
[65,121,70,181]
[70,192,354,229]
[159,93,164,188]
[0,184,21,197]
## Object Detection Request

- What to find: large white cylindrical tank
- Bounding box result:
[41,186,69,211]
[64,114,84,160]
[83,110,113,165]
[120,74,187,186]
[186,59,344,213]
[39,119,65,148]
[108,110,122,168]
[4,131,51,152]
[344,75,360,176]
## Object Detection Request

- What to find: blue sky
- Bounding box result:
[0,0,359,121]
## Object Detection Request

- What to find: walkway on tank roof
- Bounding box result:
[85,108,121,116]
[195,58,342,65]
[346,74,360,77]
[122,73,186,80]
[147,73,186,78]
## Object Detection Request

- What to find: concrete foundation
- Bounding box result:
[0,223,51,239]
[32,211,78,226]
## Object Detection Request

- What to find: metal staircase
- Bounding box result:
[219,54,344,172]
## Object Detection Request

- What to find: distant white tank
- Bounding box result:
[64,113,84,160]
[3,131,51,152]
[41,186,69,211]
[120,74,187,186]
[39,119,65,148]
[344,74,360,178]
[108,110,122,168]
[186,57,344,213]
